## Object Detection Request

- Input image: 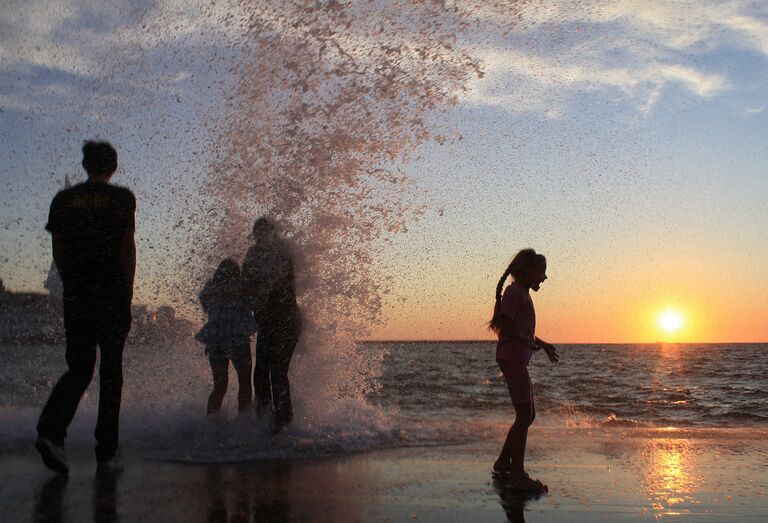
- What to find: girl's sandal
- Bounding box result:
[510,475,548,493]
[494,470,548,493]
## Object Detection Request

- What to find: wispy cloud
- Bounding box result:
[0,0,241,128]
[464,47,729,115]
[463,0,765,115]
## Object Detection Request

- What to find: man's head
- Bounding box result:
[82,141,118,180]
[252,217,277,242]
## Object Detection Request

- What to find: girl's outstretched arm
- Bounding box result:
[535,337,560,363]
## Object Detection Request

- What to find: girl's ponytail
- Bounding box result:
[488,265,513,333]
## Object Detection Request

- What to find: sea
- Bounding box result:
[1,342,766,461]
[369,342,768,428]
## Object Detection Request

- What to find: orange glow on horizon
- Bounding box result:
[366,249,768,343]
[367,284,768,343]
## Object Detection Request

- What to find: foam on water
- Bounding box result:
[3,341,768,462]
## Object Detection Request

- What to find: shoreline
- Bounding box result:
[2,426,766,522]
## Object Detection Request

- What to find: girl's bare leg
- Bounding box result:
[495,402,534,475]
[232,356,253,412]
[207,360,229,415]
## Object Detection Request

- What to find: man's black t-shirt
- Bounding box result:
[242,239,299,322]
[46,181,135,303]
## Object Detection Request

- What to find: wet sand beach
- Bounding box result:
[2,426,766,522]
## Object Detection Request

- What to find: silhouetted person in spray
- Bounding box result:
[197,258,256,415]
[242,218,301,432]
[36,141,136,474]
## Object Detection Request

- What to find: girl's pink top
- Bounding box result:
[495,283,536,365]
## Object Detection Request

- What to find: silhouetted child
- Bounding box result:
[489,249,559,492]
[197,259,257,415]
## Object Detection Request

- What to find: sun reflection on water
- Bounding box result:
[641,438,704,519]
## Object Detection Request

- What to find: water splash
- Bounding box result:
[195,2,492,419]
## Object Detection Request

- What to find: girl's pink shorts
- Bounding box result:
[497,359,533,406]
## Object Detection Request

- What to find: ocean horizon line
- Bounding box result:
[358,339,768,345]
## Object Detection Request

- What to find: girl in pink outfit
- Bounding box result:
[489,249,559,492]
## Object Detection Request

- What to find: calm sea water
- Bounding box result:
[1,342,766,459]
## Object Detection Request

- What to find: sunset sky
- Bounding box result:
[1,1,767,343]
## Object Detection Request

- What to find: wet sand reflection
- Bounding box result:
[33,475,68,523]
[33,467,120,523]
[493,478,545,523]
[640,435,703,518]
[205,464,293,522]
[17,429,767,522]
[29,455,371,522]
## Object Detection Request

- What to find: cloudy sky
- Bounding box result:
[2,1,767,342]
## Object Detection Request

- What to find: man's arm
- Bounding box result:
[51,234,65,276]
[120,192,137,298]
[121,231,136,296]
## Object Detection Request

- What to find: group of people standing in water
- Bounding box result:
[35,140,559,496]
[196,217,301,431]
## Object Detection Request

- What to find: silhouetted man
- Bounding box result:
[242,218,301,432]
[36,141,136,474]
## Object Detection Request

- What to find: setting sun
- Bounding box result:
[659,310,684,334]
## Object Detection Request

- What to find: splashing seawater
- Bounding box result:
[150,2,536,458]
[186,1,499,450]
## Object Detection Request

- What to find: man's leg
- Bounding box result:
[271,317,300,429]
[253,327,274,413]
[94,305,130,462]
[270,358,292,428]
[37,307,98,447]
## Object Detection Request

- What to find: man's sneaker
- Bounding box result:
[96,448,119,467]
[35,438,69,475]
[96,455,123,476]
